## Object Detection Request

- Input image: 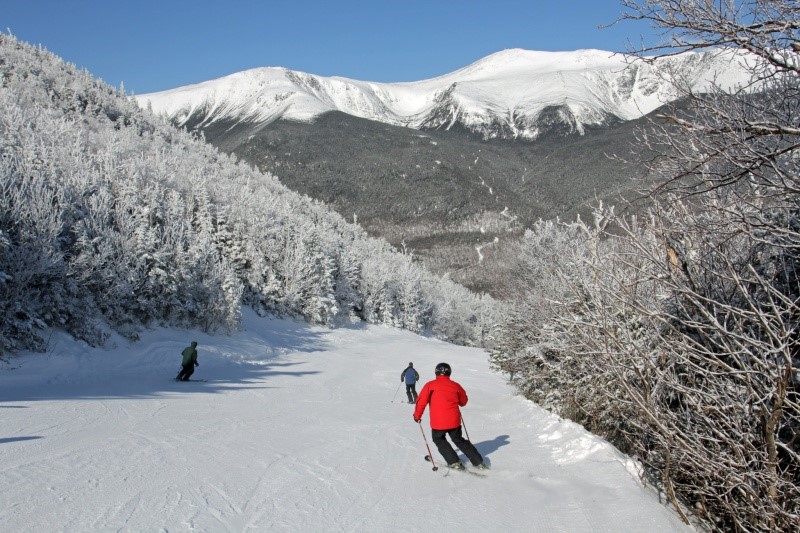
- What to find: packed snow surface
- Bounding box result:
[1,311,691,532]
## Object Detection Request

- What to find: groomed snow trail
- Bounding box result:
[0,311,691,532]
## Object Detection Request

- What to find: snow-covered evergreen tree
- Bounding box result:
[0,33,496,355]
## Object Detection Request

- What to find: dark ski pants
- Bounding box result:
[431,426,483,466]
[405,384,418,403]
[176,364,195,381]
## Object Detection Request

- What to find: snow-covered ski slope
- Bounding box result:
[0,310,691,532]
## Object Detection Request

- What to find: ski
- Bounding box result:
[424,455,487,477]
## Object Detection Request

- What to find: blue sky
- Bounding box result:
[4,1,658,94]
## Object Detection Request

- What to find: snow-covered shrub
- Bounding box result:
[495,1,800,528]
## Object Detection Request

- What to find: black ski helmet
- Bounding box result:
[435,362,451,376]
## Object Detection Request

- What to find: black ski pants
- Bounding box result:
[405,383,418,402]
[176,364,195,381]
[431,426,483,466]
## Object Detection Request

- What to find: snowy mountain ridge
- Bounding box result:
[137,48,754,140]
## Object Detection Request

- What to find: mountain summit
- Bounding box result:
[137,48,751,140]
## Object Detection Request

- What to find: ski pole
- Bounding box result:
[418,421,438,471]
[392,381,403,402]
[461,415,470,441]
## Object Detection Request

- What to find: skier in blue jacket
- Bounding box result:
[401,362,419,404]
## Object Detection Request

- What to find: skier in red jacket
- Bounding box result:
[413,362,487,470]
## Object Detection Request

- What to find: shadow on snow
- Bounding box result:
[0,436,44,445]
[474,434,511,458]
[0,316,335,403]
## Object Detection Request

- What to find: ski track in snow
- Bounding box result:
[0,310,691,532]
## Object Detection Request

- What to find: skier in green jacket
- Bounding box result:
[176,341,199,381]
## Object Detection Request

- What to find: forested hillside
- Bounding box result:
[0,34,496,355]
[185,109,650,296]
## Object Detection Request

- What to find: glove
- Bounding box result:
[414,417,421,423]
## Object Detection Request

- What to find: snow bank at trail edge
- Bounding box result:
[0,309,692,532]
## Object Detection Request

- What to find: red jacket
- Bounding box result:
[414,375,468,430]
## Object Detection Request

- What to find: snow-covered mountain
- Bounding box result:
[137,48,753,140]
